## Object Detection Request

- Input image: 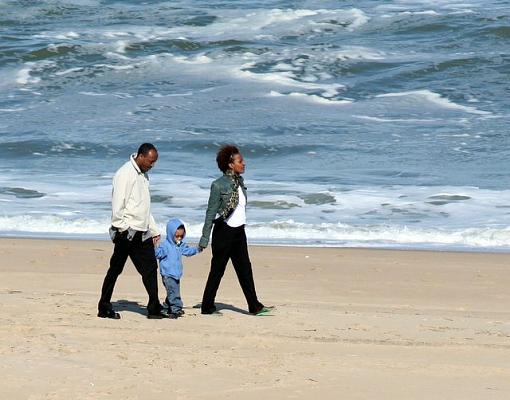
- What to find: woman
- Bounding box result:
[198,144,272,316]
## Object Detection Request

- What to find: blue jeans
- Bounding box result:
[162,276,183,314]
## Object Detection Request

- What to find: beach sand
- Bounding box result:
[0,238,509,399]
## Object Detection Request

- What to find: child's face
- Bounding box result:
[174,228,185,243]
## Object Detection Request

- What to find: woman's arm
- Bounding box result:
[199,181,221,248]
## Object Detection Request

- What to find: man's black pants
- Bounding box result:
[201,222,263,314]
[98,231,161,315]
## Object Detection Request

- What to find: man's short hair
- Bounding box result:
[137,143,157,156]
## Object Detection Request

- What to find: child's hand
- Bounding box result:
[153,235,161,247]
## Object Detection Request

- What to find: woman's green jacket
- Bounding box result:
[199,174,247,248]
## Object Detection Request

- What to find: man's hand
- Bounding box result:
[153,235,161,246]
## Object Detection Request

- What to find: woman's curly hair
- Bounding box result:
[216,144,240,173]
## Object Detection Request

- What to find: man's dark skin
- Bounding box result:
[134,148,161,246]
[135,148,158,173]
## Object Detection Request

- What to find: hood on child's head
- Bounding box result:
[166,218,186,244]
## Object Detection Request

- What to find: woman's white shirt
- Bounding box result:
[226,186,246,227]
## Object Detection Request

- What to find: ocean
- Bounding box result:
[1,0,509,250]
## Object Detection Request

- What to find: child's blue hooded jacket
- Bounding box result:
[155,218,199,279]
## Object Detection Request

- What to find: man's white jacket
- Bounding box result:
[111,154,159,237]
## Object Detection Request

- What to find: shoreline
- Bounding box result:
[1,233,509,254]
[1,238,509,399]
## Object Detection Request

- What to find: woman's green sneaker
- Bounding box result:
[254,306,275,316]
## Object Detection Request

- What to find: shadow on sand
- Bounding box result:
[112,299,147,316]
[192,302,251,315]
[112,300,253,316]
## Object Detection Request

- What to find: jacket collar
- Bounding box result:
[130,154,144,175]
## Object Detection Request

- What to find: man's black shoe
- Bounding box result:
[147,312,169,319]
[97,310,121,319]
[201,309,222,316]
[201,305,217,315]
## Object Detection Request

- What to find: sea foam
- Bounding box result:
[376,90,492,115]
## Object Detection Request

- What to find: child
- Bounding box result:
[155,218,201,318]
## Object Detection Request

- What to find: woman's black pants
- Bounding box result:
[98,231,161,316]
[201,222,263,314]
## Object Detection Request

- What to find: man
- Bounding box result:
[98,143,167,319]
